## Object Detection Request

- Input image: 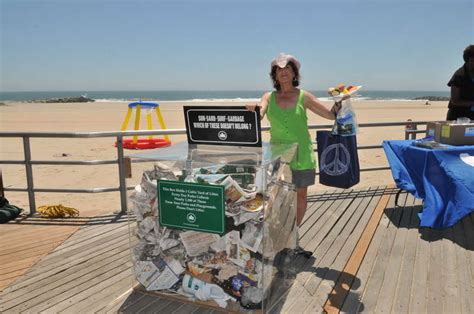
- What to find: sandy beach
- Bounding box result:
[0,99,449,217]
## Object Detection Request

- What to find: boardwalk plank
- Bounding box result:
[191,306,217,314]
[0,224,79,291]
[63,272,133,313]
[322,187,388,313]
[308,188,388,312]
[268,281,308,313]
[268,190,348,312]
[19,249,131,312]
[0,221,131,306]
[44,223,109,251]
[0,241,62,262]
[453,222,474,314]
[298,190,340,237]
[0,231,76,260]
[340,194,396,313]
[442,227,462,314]
[152,299,185,313]
[462,214,474,289]
[1,248,131,312]
[301,190,335,224]
[99,287,137,313]
[0,227,78,258]
[172,303,204,314]
[0,230,130,298]
[0,225,77,239]
[301,197,354,252]
[284,195,351,300]
[374,193,412,313]
[0,268,31,282]
[268,188,383,313]
[358,192,401,312]
[391,194,419,314]
[299,190,352,247]
[42,266,132,313]
[0,255,40,273]
[48,221,129,254]
[23,232,130,281]
[408,200,430,314]
[34,222,129,264]
[123,294,169,313]
[296,190,369,312]
[426,228,444,314]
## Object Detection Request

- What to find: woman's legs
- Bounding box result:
[294,186,312,256]
[296,187,308,226]
[291,169,314,226]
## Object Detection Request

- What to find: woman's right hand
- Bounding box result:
[246,103,259,112]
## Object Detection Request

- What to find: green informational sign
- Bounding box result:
[158,180,225,234]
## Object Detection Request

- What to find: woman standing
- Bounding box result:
[247,53,343,246]
[446,44,474,120]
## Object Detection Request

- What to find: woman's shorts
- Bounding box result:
[291,169,316,188]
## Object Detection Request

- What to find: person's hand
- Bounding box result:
[246,103,259,112]
[331,101,342,117]
[341,94,351,101]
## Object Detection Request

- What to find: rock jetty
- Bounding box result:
[414,96,449,101]
[29,96,95,103]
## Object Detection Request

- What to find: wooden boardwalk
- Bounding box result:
[0,214,128,292]
[0,186,473,313]
[0,216,91,291]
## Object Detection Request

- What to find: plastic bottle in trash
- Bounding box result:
[182,274,227,301]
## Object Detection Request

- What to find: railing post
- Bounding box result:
[116,134,128,214]
[23,136,36,215]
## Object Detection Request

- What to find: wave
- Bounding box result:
[94,98,131,103]
[94,97,262,103]
[92,96,428,103]
[186,98,261,102]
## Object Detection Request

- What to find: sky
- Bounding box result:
[1,0,473,92]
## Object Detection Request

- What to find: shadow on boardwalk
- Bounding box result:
[6,213,129,226]
[314,267,364,313]
[385,204,474,251]
[265,254,364,313]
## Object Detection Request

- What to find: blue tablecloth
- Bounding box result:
[383,140,474,228]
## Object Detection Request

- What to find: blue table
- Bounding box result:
[383,140,474,228]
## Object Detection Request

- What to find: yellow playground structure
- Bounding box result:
[117,102,171,149]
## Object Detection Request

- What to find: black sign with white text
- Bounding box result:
[183,106,261,147]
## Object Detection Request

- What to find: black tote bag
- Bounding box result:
[316,131,360,188]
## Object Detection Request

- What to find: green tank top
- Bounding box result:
[267,89,316,170]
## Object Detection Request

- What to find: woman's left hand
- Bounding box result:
[341,94,351,101]
[331,101,342,116]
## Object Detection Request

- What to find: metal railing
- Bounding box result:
[0,121,429,215]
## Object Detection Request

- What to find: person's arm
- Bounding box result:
[450,86,473,108]
[303,91,341,120]
[246,92,271,119]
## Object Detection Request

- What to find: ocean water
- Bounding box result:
[0,90,450,102]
